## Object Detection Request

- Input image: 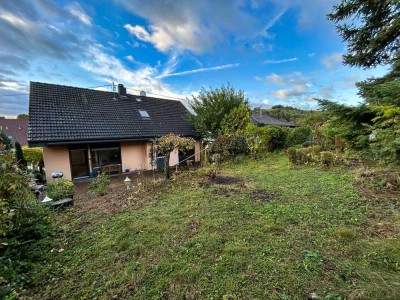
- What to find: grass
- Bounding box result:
[21,153,400,299]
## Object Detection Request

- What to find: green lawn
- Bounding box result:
[24,154,400,299]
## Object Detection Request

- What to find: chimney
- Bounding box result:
[140,91,146,97]
[118,84,127,97]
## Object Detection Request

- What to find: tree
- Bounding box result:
[17,114,29,119]
[317,99,376,150]
[154,134,194,179]
[327,0,400,68]
[220,103,250,134]
[356,60,400,106]
[190,84,249,138]
[22,146,43,165]
[14,141,24,165]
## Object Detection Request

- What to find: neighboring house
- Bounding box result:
[251,112,299,128]
[28,82,201,182]
[0,117,28,146]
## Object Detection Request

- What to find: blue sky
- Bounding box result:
[0,0,388,116]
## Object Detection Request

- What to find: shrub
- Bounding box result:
[287,145,322,166]
[286,147,298,165]
[287,126,312,147]
[22,146,43,165]
[14,141,25,166]
[334,136,346,152]
[89,173,111,196]
[320,151,335,167]
[0,139,51,299]
[210,134,249,160]
[33,170,46,184]
[47,179,75,200]
[263,125,289,151]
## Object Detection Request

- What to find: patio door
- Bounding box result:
[70,149,89,179]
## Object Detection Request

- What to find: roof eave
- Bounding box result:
[28,134,201,147]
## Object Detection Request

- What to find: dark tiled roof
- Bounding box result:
[251,112,299,127]
[28,82,198,146]
[0,118,28,146]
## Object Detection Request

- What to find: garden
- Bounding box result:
[1,1,400,298]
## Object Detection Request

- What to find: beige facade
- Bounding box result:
[43,139,201,181]
[120,142,149,171]
[43,146,72,182]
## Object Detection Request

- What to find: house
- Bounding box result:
[0,117,28,146]
[28,82,201,182]
[251,112,299,128]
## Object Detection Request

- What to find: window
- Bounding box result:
[138,109,150,118]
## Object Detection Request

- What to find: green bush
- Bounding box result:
[33,170,46,184]
[210,134,249,160]
[287,126,312,147]
[263,125,290,151]
[320,151,335,167]
[47,179,75,200]
[0,140,51,299]
[286,147,298,165]
[287,145,322,166]
[89,173,111,196]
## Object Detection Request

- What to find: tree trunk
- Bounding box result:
[164,153,170,179]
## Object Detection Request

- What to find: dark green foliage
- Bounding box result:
[47,179,76,200]
[89,173,111,196]
[263,125,290,152]
[318,99,376,150]
[0,130,12,150]
[0,138,51,299]
[327,0,400,68]
[369,106,400,165]
[33,170,46,184]
[357,60,400,106]
[14,141,24,165]
[210,134,249,160]
[0,203,51,299]
[190,84,249,138]
[287,126,312,147]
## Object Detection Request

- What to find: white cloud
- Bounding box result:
[270,71,310,99]
[321,53,343,68]
[119,0,286,54]
[125,55,136,63]
[262,99,269,105]
[267,73,285,84]
[255,73,286,85]
[158,63,240,79]
[0,11,30,29]
[307,52,316,57]
[124,22,209,53]
[66,2,92,26]
[79,45,196,101]
[263,57,298,64]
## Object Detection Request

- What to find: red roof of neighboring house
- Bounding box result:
[0,117,28,146]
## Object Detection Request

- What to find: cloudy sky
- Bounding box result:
[0,0,388,117]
